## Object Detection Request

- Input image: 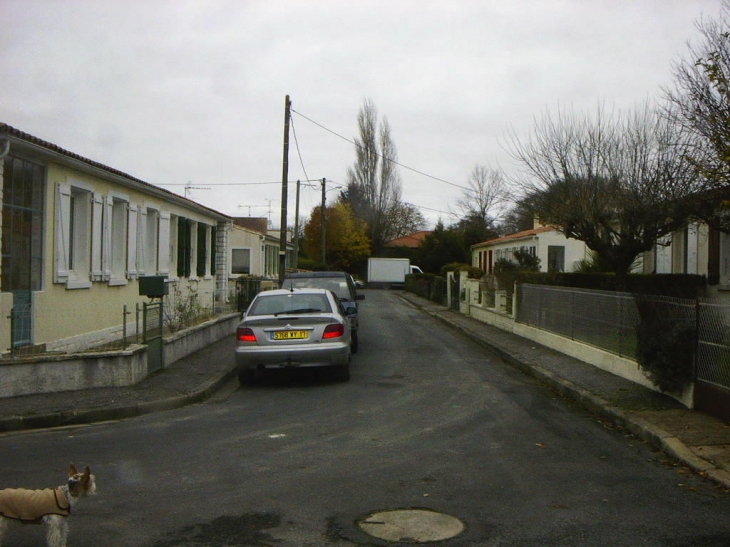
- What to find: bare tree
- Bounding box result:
[507,103,701,282]
[664,0,730,229]
[343,99,422,253]
[455,164,511,241]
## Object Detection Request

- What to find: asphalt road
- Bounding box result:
[1,290,730,547]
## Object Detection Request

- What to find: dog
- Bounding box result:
[0,463,96,547]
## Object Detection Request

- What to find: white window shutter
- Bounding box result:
[91,193,104,280]
[158,212,170,275]
[54,183,71,283]
[137,206,147,275]
[126,203,138,278]
[102,195,112,279]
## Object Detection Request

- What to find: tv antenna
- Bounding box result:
[184,182,211,198]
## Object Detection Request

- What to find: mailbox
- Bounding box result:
[139,276,168,298]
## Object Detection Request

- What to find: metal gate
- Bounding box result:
[449,275,460,310]
[695,300,730,421]
[10,290,33,353]
[143,301,164,373]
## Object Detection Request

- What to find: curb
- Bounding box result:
[0,366,238,434]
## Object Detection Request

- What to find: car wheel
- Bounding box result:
[333,363,350,382]
[351,331,359,354]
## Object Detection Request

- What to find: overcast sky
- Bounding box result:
[1,0,722,229]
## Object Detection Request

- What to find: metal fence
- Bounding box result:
[404,275,448,306]
[697,299,730,390]
[516,284,641,358]
[515,283,730,391]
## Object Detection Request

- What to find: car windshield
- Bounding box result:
[248,293,332,316]
[283,278,351,300]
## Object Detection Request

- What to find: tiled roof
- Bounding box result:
[0,122,231,221]
[471,226,555,249]
[384,230,431,248]
[233,217,269,234]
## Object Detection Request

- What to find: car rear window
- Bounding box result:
[248,293,332,316]
[282,278,351,300]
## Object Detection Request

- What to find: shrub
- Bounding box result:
[634,296,695,393]
[493,259,519,293]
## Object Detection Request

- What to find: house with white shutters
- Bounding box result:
[0,123,234,354]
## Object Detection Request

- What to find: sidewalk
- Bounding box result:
[0,336,238,433]
[1,292,729,490]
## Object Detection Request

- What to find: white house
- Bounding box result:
[643,222,730,299]
[0,122,234,353]
[472,223,589,274]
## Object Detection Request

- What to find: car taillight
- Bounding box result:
[322,324,345,339]
[237,327,256,342]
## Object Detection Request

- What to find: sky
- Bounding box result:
[1,0,723,230]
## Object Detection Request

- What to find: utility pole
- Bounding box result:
[320,177,326,265]
[278,95,291,285]
[293,179,300,271]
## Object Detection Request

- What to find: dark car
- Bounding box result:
[281,271,364,352]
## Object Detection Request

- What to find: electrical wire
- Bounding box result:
[157,180,324,187]
[290,107,474,193]
[290,114,319,189]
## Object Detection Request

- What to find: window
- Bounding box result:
[55,180,96,289]
[210,225,217,275]
[142,207,159,275]
[69,187,91,278]
[232,248,251,274]
[109,196,128,284]
[176,216,192,277]
[197,223,208,277]
[654,236,672,274]
[2,156,44,291]
[547,246,565,273]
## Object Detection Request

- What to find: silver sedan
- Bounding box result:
[235,288,352,383]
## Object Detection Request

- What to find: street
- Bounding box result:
[1,290,729,547]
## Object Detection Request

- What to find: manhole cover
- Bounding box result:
[358,508,465,543]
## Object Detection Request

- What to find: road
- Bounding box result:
[1,290,729,547]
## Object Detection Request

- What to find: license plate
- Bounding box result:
[273,330,307,340]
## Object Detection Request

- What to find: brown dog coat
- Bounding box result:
[0,487,70,523]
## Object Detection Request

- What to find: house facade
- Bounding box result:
[228,217,291,281]
[0,123,234,353]
[644,222,730,299]
[472,224,589,274]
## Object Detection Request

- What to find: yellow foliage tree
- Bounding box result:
[303,202,370,269]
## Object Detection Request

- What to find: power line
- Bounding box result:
[157,180,322,187]
[290,107,473,193]
[290,114,318,189]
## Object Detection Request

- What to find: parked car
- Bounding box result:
[281,271,364,352]
[235,288,352,383]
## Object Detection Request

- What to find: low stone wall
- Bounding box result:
[0,312,239,398]
[164,313,239,366]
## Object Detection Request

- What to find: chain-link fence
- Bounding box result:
[515,283,730,391]
[697,299,730,390]
[516,284,640,358]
